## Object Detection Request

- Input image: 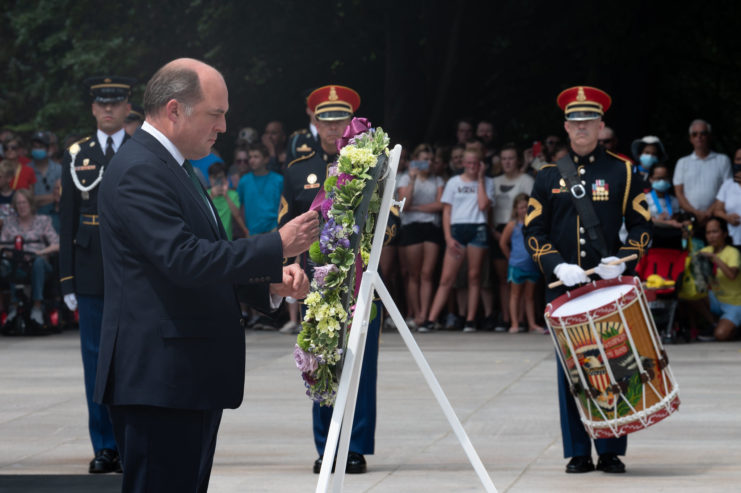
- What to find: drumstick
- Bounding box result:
[548,254,638,289]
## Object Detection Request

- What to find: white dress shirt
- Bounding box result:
[97,128,127,154]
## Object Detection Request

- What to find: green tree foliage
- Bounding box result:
[1,0,739,160]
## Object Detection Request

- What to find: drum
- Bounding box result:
[545,277,680,439]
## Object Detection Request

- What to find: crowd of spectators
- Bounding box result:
[1,114,739,341]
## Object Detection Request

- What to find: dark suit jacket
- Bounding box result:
[94,128,283,410]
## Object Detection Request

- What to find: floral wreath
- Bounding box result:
[293,117,390,406]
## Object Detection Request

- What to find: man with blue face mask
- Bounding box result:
[30,131,63,215]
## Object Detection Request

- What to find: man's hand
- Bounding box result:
[594,256,626,280]
[279,210,320,258]
[64,293,78,311]
[728,213,741,226]
[270,264,310,299]
[554,263,589,287]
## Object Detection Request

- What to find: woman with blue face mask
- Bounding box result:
[631,135,668,183]
[646,163,686,248]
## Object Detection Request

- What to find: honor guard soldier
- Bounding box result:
[59,75,135,474]
[524,86,652,475]
[279,85,379,474]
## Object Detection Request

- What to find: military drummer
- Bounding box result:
[524,86,652,474]
[59,75,135,474]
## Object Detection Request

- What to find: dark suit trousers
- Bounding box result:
[109,405,223,493]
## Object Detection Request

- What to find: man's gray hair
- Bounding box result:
[143,66,203,117]
[688,119,712,135]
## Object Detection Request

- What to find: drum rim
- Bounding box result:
[545,276,640,323]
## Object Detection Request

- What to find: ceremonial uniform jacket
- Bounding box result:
[278,149,334,228]
[286,128,322,165]
[278,149,334,274]
[59,134,128,296]
[524,146,652,293]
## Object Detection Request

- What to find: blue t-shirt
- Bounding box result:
[190,153,223,187]
[237,171,283,235]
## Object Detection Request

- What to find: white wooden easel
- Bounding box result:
[316,145,498,493]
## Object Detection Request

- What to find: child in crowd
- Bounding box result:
[207,162,247,240]
[645,163,684,249]
[499,193,546,334]
[237,142,283,236]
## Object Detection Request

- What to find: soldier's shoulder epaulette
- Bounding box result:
[540,163,557,169]
[287,151,316,169]
[67,136,92,151]
[288,128,310,139]
[605,150,633,166]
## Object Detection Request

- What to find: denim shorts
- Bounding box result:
[507,265,540,284]
[451,223,488,248]
[708,291,741,327]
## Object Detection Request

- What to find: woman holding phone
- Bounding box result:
[421,148,495,333]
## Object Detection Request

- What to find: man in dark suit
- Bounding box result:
[95,58,318,492]
[59,75,135,474]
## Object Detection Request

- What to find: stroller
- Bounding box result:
[0,235,61,336]
[635,247,688,344]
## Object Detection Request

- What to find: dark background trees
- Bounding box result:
[2,0,739,161]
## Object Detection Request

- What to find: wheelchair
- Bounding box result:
[0,235,63,336]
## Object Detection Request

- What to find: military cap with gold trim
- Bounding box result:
[557,85,611,121]
[84,76,136,103]
[307,85,360,121]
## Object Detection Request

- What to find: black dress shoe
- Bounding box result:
[597,453,626,473]
[313,457,336,474]
[346,452,367,474]
[565,455,595,473]
[89,449,121,474]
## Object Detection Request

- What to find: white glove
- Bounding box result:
[64,293,78,311]
[554,263,589,287]
[594,256,626,280]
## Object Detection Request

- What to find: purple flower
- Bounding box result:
[327,164,339,177]
[294,344,318,373]
[337,173,354,186]
[302,371,317,386]
[313,264,338,287]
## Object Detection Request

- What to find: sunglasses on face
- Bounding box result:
[234,159,248,164]
[5,145,18,151]
[691,131,709,137]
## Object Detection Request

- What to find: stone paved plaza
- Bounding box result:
[1,327,740,492]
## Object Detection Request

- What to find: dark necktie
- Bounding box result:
[105,136,114,160]
[182,160,214,217]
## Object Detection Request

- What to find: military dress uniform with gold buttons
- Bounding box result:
[524,86,652,469]
[524,146,652,301]
[59,76,134,473]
